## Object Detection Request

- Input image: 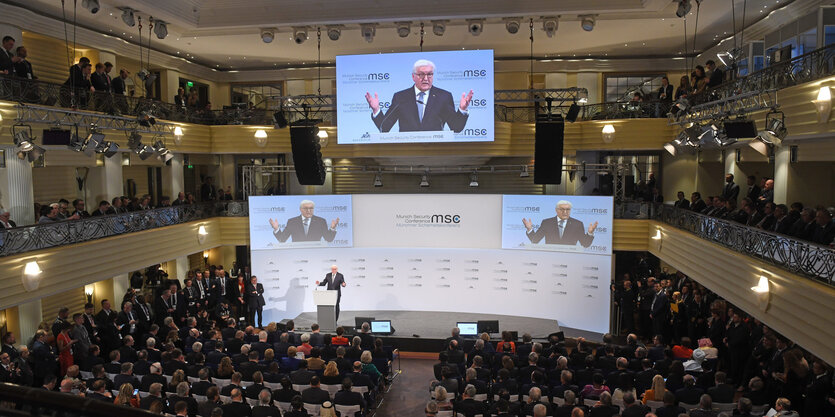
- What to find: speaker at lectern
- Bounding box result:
[313,289,339,331]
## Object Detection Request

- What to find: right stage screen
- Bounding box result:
[501,195,614,255]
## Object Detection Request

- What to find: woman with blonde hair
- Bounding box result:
[263,348,275,363]
[216,356,234,378]
[113,382,140,407]
[320,361,342,385]
[168,369,186,393]
[642,374,669,404]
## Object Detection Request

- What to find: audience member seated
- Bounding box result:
[301,375,330,405]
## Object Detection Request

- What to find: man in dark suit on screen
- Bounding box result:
[317,265,346,321]
[365,59,473,133]
[269,199,338,243]
[522,200,598,248]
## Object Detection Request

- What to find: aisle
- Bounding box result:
[374,358,436,416]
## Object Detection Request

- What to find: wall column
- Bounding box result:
[87,154,124,205]
[16,299,42,344]
[112,275,130,306]
[773,146,791,205]
[0,145,35,226]
[175,256,189,284]
[162,154,184,200]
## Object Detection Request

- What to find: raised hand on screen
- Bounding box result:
[268,218,280,231]
[522,218,533,231]
[459,90,474,111]
[330,217,339,230]
[588,221,599,234]
[365,92,380,113]
[315,280,320,285]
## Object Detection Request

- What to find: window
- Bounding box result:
[799,28,817,55]
[604,74,666,102]
[231,84,284,109]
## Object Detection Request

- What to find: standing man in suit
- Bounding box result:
[745,175,761,202]
[111,68,129,114]
[12,46,34,80]
[365,59,473,133]
[246,276,265,328]
[673,191,690,209]
[317,265,346,322]
[649,283,669,337]
[522,200,598,247]
[721,173,740,202]
[0,36,21,76]
[269,200,338,243]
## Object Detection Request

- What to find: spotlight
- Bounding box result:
[69,133,85,152]
[96,141,119,158]
[520,165,530,178]
[326,25,341,41]
[373,171,383,187]
[81,0,100,14]
[396,22,411,38]
[579,15,596,32]
[292,27,308,44]
[154,20,168,39]
[683,125,702,146]
[128,131,154,160]
[153,140,174,163]
[663,142,678,156]
[26,144,45,162]
[469,171,479,187]
[260,28,275,43]
[542,17,558,38]
[361,24,376,43]
[676,0,692,18]
[13,128,34,153]
[763,111,788,142]
[138,111,156,127]
[419,171,430,187]
[504,18,521,34]
[120,8,136,27]
[467,19,484,36]
[668,97,689,117]
[83,131,105,156]
[432,20,446,36]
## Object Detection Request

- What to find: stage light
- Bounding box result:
[83,132,105,157]
[432,20,446,36]
[152,140,173,162]
[542,17,558,38]
[69,133,85,152]
[273,111,288,128]
[361,24,376,43]
[520,165,530,178]
[419,172,429,187]
[121,8,136,27]
[469,171,479,187]
[96,141,119,158]
[13,129,34,153]
[663,142,677,156]
[579,15,596,32]
[396,22,411,38]
[154,20,168,39]
[813,86,832,123]
[138,111,156,127]
[676,0,692,18]
[260,28,275,43]
[504,18,521,34]
[82,0,100,14]
[292,27,308,44]
[26,144,45,162]
[601,124,615,143]
[467,19,484,36]
[683,125,702,146]
[326,26,341,41]
[373,171,383,187]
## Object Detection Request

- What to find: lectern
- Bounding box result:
[313,289,339,331]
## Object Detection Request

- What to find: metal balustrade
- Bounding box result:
[656,204,835,286]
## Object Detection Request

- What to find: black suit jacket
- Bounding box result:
[112,77,126,95]
[690,199,707,213]
[658,84,674,101]
[301,386,330,404]
[90,72,110,92]
[372,86,468,133]
[273,215,336,243]
[0,49,14,75]
[251,405,281,417]
[13,59,34,79]
[526,216,594,247]
[246,283,266,309]
[746,185,761,202]
[221,401,252,417]
[721,182,740,201]
[319,272,345,297]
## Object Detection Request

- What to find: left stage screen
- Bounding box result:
[248,195,353,250]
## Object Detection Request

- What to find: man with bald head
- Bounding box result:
[269,199,338,243]
[523,200,598,247]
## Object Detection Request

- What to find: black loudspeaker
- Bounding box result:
[273,111,288,128]
[565,103,581,123]
[290,125,326,185]
[534,119,565,184]
[724,120,758,138]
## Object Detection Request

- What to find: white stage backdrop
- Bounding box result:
[250,194,612,334]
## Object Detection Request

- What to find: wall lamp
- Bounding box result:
[197,225,208,244]
[85,285,94,303]
[22,260,42,292]
[751,275,771,311]
[813,86,831,123]
[254,129,268,147]
[601,124,615,143]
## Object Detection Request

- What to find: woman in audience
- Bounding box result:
[692,66,707,96]
[56,321,76,377]
[166,329,183,351]
[262,348,275,365]
[579,372,610,400]
[360,350,382,382]
[280,346,302,372]
[274,377,301,403]
[611,371,636,402]
[500,355,518,379]
[665,360,685,392]
[372,338,390,360]
[148,400,166,415]
[588,391,619,417]
[670,291,686,340]
[773,349,810,414]
[283,395,309,417]
[642,374,669,404]
[113,382,140,407]
[331,327,349,346]
[496,331,516,353]
[264,361,282,383]
[697,338,719,359]
[216,356,234,379]
[233,273,247,319]
[320,361,342,385]
[675,75,691,100]
[433,386,453,411]
[168,369,186,393]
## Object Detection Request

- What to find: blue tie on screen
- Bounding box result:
[417,91,426,122]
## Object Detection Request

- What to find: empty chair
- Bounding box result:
[334,404,361,417]
[323,384,340,397]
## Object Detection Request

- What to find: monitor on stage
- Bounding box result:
[370,320,392,334]
[457,322,479,336]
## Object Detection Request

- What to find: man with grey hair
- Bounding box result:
[252,388,281,416]
[0,210,15,228]
[523,386,552,416]
[316,264,346,321]
[269,199,338,243]
[523,200,598,247]
[454,383,488,416]
[532,403,547,417]
[365,58,474,133]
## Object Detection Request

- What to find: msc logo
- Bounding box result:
[367,72,390,80]
[468,97,488,107]
[589,245,607,252]
[430,214,461,223]
[332,239,349,244]
[461,128,488,136]
[591,208,608,214]
[463,69,488,77]
[270,207,285,212]
[595,227,608,233]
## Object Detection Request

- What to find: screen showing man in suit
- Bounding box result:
[336,50,494,144]
[365,59,473,133]
[270,200,337,243]
[523,200,597,247]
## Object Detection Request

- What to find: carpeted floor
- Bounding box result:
[374,358,435,416]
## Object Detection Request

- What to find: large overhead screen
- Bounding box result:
[336,50,494,144]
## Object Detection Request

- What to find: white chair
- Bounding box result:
[276,401,292,413]
[246,398,259,407]
[583,398,598,407]
[334,404,361,417]
[323,384,340,397]
[351,386,369,394]
[553,397,565,406]
[436,411,454,417]
[240,381,253,388]
[265,382,282,391]
[303,403,320,415]
[645,400,664,412]
[751,405,769,416]
[80,371,93,379]
[681,402,698,410]
[193,395,207,403]
[715,402,737,412]
[473,393,487,402]
[164,374,173,384]
[106,373,117,381]
[138,391,149,399]
[292,384,306,393]
[219,395,231,404]
[214,378,231,389]
[187,376,199,384]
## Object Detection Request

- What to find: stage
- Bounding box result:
[287,310,605,352]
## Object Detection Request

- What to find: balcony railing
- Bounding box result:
[0,201,248,257]
[656,204,835,286]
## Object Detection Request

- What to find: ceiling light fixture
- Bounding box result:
[292,27,308,44]
[542,17,559,38]
[504,18,521,34]
[676,0,693,18]
[579,15,596,32]
[520,165,530,178]
[373,171,383,187]
[361,24,376,43]
[467,19,484,36]
[432,20,447,36]
[81,0,100,14]
[120,8,136,27]
[260,28,276,43]
[469,170,479,187]
[419,171,430,187]
[154,20,168,39]
[326,25,341,41]
[396,22,412,38]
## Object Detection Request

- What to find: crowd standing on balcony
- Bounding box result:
[673,173,835,247]
[0,263,393,417]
